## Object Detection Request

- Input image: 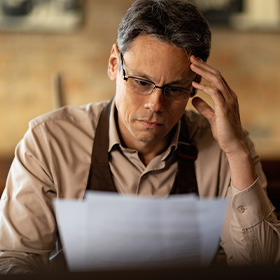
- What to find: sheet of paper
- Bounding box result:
[54,200,88,271]
[197,198,228,265]
[54,192,227,271]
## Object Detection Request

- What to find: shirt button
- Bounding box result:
[237,206,246,213]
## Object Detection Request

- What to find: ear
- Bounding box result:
[190,75,201,97]
[108,44,120,81]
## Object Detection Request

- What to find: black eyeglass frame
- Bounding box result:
[120,53,197,100]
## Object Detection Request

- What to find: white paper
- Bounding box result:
[197,198,228,265]
[54,192,227,271]
[54,200,88,271]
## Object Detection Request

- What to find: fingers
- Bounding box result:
[189,57,248,159]
[191,97,215,124]
[190,55,236,105]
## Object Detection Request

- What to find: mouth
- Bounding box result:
[137,120,164,128]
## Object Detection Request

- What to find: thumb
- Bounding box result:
[192,97,215,123]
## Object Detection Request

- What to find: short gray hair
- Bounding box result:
[117,0,211,61]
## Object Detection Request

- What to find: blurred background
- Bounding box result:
[0,0,279,208]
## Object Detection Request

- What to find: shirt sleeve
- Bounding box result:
[0,124,58,273]
[0,104,99,274]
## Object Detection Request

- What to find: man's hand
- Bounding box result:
[190,55,257,190]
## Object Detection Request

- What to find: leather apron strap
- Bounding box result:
[86,99,198,195]
[86,99,117,193]
[170,114,198,195]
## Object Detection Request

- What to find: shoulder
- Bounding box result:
[29,100,110,130]
[16,100,111,173]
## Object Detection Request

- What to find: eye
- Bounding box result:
[169,87,185,95]
[133,78,152,87]
[166,87,191,100]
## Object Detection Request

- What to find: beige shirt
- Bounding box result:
[0,100,279,273]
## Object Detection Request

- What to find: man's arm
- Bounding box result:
[190,56,256,190]
[222,133,280,265]
[0,125,58,274]
[190,55,280,265]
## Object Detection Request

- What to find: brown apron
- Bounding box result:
[51,100,199,271]
[86,99,198,195]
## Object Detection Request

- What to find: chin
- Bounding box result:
[136,133,164,144]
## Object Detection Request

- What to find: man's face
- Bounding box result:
[108,35,195,150]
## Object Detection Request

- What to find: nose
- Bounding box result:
[144,87,164,113]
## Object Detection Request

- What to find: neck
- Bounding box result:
[138,141,168,166]
[122,134,170,166]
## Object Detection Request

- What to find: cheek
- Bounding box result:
[115,88,134,124]
[115,83,143,119]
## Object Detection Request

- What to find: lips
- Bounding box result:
[138,120,163,128]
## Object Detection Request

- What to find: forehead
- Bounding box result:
[122,35,194,83]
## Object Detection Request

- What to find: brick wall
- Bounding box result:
[0,0,280,194]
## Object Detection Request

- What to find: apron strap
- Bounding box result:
[170,114,198,195]
[86,99,117,193]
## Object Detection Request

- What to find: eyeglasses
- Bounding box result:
[120,53,193,101]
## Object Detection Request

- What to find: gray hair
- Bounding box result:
[117,0,211,61]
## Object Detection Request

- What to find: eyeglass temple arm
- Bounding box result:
[120,53,126,78]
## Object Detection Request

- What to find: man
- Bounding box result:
[0,0,279,274]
